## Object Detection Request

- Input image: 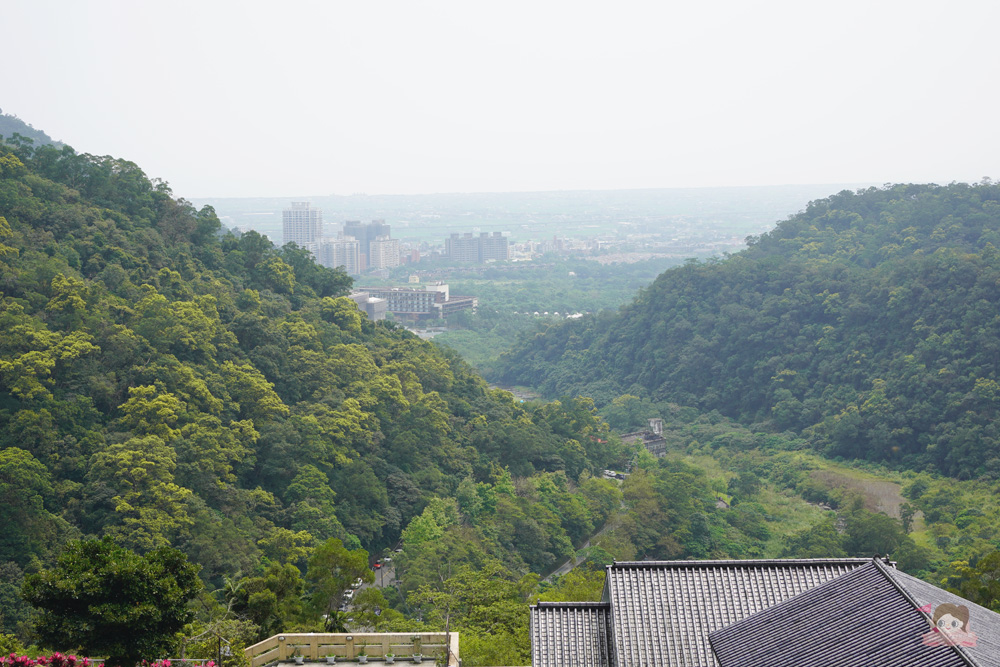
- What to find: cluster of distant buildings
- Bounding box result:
[282,202,509,276]
[283,202,401,274]
[283,202,511,323]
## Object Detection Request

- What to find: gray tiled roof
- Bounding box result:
[530,601,612,667]
[885,565,1000,666]
[709,560,973,667]
[603,558,872,666]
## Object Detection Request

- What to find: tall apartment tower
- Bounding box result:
[343,219,391,269]
[480,231,509,261]
[282,202,323,248]
[446,233,480,262]
[319,236,362,275]
[446,231,509,262]
[369,236,401,270]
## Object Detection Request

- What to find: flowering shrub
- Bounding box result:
[3,656,216,667]
[1,655,101,667]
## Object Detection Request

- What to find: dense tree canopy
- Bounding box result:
[0,136,631,575]
[22,538,201,667]
[495,181,1000,478]
[0,135,640,662]
[8,131,1000,666]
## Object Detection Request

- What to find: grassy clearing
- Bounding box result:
[789,455,927,532]
[759,488,836,557]
[808,469,906,518]
[678,452,731,478]
[672,451,837,557]
[655,417,1000,576]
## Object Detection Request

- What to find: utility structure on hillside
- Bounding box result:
[621,418,666,457]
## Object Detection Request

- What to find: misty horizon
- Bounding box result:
[2,1,996,199]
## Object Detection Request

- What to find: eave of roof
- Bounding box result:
[603,557,873,666]
[530,601,612,667]
[881,560,1000,666]
[609,557,877,568]
[708,559,1000,667]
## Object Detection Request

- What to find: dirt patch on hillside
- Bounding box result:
[809,470,906,518]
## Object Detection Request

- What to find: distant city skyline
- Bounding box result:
[3,1,998,199]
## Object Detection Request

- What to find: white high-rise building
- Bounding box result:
[369,235,401,270]
[480,231,509,261]
[282,202,322,248]
[446,231,509,262]
[319,236,362,275]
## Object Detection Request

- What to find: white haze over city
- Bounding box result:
[3,0,999,198]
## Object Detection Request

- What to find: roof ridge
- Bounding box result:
[531,601,610,608]
[608,557,874,569]
[873,557,979,667]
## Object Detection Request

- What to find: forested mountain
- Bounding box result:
[0,137,634,642]
[6,125,868,667]
[495,181,1000,479]
[7,130,1000,666]
[0,111,62,149]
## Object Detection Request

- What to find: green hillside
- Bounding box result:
[8,133,872,666]
[6,133,1000,665]
[495,182,1000,478]
[0,137,640,657]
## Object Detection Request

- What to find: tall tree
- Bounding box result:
[22,538,202,667]
[304,538,372,629]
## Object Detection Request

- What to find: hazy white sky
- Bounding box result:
[3,0,998,198]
